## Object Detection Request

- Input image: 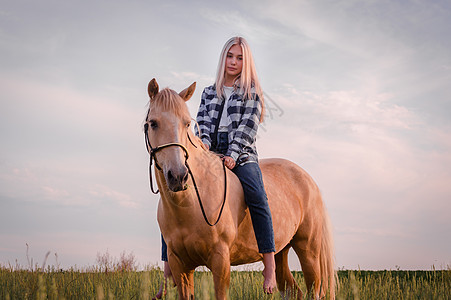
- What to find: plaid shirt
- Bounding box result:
[196,84,261,164]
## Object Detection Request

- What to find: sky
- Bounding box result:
[1,0,450,271]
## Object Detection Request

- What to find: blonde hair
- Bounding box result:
[215,37,265,122]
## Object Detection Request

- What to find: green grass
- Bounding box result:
[1,266,449,299]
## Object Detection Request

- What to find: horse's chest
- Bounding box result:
[171,233,211,262]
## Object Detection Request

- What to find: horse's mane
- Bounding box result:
[145,87,209,153]
[191,134,209,152]
[150,87,190,118]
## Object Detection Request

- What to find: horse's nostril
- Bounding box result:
[166,167,189,192]
[167,170,174,181]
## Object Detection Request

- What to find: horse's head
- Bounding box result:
[145,78,197,192]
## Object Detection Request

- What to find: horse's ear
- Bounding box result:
[148,78,159,99]
[179,82,196,102]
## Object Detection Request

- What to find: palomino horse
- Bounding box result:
[144,78,336,299]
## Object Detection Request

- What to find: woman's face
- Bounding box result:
[225,44,243,79]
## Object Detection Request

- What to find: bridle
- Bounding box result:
[144,121,227,226]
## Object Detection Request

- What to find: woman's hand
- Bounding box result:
[222,156,236,169]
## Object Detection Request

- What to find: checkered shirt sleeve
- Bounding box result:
[227,94,261,161]
[196,86,215,148]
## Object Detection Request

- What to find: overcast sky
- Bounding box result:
[1,0,450,271]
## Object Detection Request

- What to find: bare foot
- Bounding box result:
[153,261,172,299]
[263,267,277,294]
[152,279,166,299]
[262,252,277,294]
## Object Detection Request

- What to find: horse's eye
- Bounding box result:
[186,122,190,128]
[149,120,158,129]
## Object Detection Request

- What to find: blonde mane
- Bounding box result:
[149,88,190,118]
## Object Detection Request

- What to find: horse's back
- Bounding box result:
[260,157,318,199]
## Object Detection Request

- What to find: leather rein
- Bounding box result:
[144,121,227,226]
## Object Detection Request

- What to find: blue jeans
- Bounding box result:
[160,133,275,260]
[161,234,168,261]
[232,161,275,253]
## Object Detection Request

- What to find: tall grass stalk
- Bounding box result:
[1,265,449,299]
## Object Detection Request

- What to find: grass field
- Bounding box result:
[1,265,449,299]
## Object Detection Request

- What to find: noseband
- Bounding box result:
[144,121,227,227]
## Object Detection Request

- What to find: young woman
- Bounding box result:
[155,36,277,298]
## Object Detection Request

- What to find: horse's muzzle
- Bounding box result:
[166,166,189,192]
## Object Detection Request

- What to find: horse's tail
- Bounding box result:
[319,199,337,299]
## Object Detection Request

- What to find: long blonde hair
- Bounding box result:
[215,36,265,122]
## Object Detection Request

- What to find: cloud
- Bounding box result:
[89,184,138,209]
[336,226,412,239]
[261,85,418,146]
[0,74,141,137]
[244,0,451,118]
[199,7,286,44]
[42,186,70,200]
[0,74,152,208]
[0,157,151,211]
[169,71,214,88]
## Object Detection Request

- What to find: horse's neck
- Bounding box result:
[190,149,224,186]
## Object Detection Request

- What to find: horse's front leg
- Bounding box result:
[168,255,195,299]
[209,245,231,300]
[177,269,194,299]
